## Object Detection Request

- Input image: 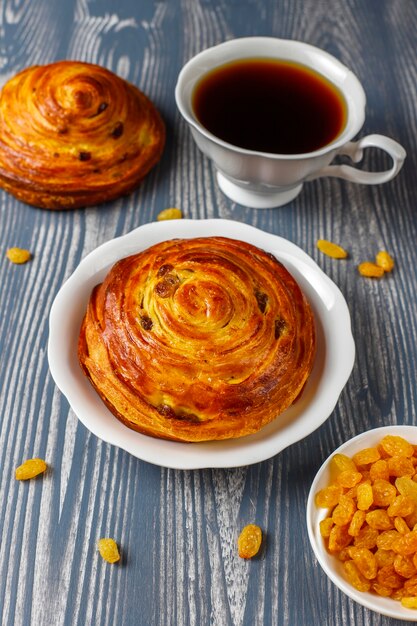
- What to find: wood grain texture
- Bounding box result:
[0,0,416,624]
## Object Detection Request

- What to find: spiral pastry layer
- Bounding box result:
[0,61,165,209]
[78,237,316,442]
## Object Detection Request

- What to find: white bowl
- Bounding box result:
[307,425,417,621]
[48,218,355,469]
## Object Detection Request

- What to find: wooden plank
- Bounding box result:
[0,0,416,624]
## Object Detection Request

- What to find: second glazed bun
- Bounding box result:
[0,61,165,209]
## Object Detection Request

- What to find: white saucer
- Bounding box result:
[216,172,303,208]
[48,219,355,469]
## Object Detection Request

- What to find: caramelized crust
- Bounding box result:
[78,237,316,442]
[0,61,165,209]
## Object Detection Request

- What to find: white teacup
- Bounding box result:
[175,37,406,208]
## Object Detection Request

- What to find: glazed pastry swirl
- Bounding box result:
[78,237,316,442]
[0,61,165,209]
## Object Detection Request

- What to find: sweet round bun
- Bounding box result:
[78,237,316,442]
[0,61,165,209]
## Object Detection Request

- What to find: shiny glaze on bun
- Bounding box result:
[0,61,165,209]
[78,237,316,442]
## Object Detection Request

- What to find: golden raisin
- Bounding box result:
[353,525,379,549]
[338,548,352,562]
[401,597,417,609]
[15,458,47,480]
[6,247,31,264]
[319,518,334,538]
[372,479,396,507]
[357,482,374,511]
[377,443,392,460]
[331,453,357,473]
[397,476,417,506]
[336,470,362,489]
[317,239,348,259]
[157,207,183,221]
[394,516,411,535]
[376,530,401,550]
[392,588,408,600]
[97,538,120,563]
[403,576,417,595]
[348,547,378,580]
[375,251,394,272]
[406,570,417,592]
[407,511,417,529]
[357,262,385,278]
[353,447,381,466]
[377,565,403,589]
[394,554,417,579]
[388,495,415,518]
[365,509,393,531]
[372,582,392,597]
[328,525,352,553]
[369,459,389,482]
[380,435,414,458]
[315,484,343,508]
[237,524,262,559]
[343,560,371,592]
[344,483,361,500]
[348,510,366,537]
[332,495,356,526]
[388,456,414,478]
[392,531,417,556]
[374,548,396,568]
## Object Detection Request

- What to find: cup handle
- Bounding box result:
[308,134,406,184]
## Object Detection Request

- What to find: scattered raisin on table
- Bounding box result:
[6,248,31,264]
[15,458,47,480]
[157,207,183,221]
[97,538,120,563]
[238,524,262,559]
[316,239,348,259]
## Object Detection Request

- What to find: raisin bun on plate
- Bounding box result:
[78,236,316,442]
[0,61,165,209]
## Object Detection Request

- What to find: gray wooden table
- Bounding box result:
[0,1,416,624]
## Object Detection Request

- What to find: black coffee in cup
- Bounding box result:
[192,58,347,155]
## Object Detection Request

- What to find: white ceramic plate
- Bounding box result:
[48,219,355,469]
[307,425,417,621]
